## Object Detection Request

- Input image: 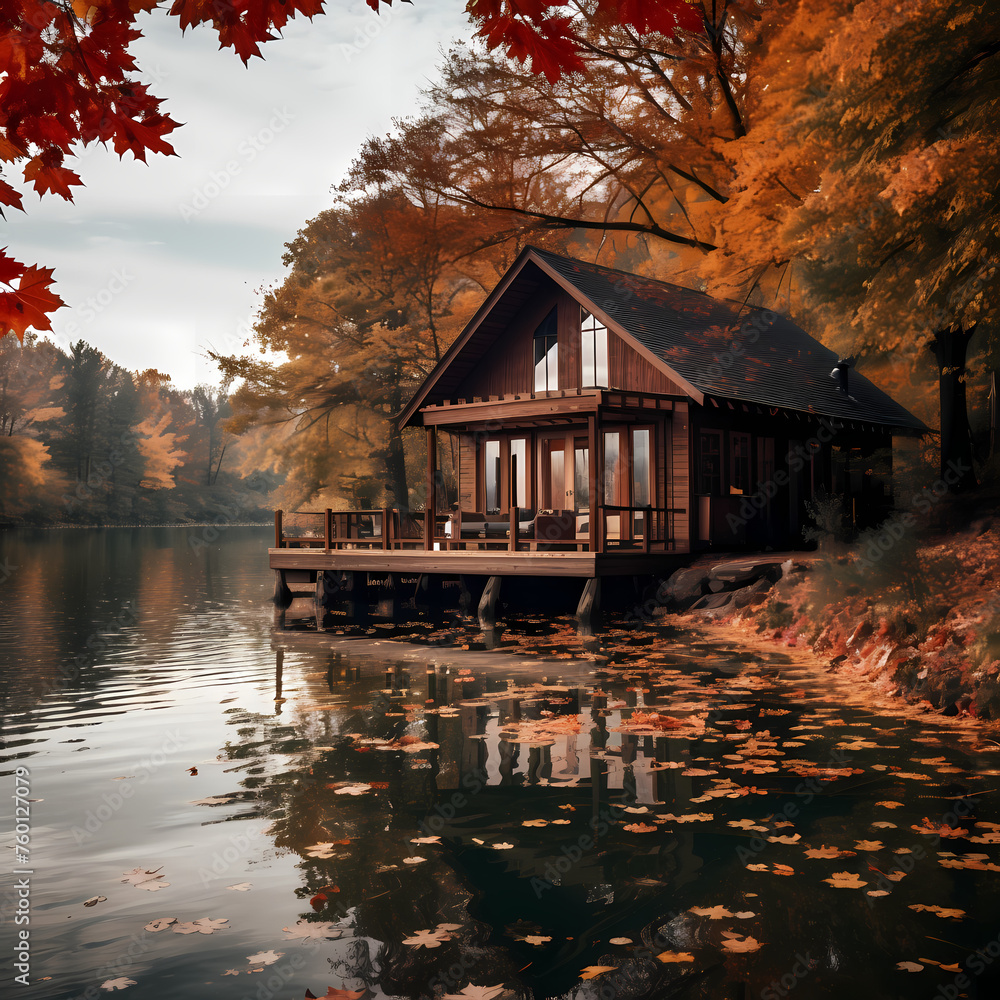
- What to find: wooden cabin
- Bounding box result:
[271,246,926,613]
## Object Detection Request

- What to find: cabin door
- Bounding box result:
[540,432,589,531]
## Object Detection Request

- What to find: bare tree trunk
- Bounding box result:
[930,326,978,492]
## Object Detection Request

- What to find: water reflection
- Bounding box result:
[2,528,999,1000]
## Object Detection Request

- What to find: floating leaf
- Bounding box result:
[283,920,344,941]
[173,917,228,935]
[720,932,762,953]
[144,917,176,932]
[403,928,452,949]
[403,856,427,865]
[580,966,617,979]
[689,905,734,919]
[854,840,884,851]
[411,836,441,844]
[656,951,695,963]
[803,845,856,860]
[908,904,966,920]
[524,934,551,946]
[101,978,136,991]
[303,990,367,1000]
[246,950,283,966]
[896,961,924,972]
[623,822,656,834]
[823,872,867,889]
[227,882,252,892]
[609,937,633,945]
[441,986,505,1000]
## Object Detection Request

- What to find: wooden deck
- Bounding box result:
[269,546,680,579]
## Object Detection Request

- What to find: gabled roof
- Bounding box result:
[400,246,928,433]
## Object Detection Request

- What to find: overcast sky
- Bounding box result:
[7,1,470,389]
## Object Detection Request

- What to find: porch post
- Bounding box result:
[587,414,598,553]
[424,426,436,551]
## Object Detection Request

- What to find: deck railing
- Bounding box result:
[274,505,685,553]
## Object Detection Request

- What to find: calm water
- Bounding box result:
[2,527,1000,1000]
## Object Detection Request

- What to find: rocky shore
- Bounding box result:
[657,518,1000,720]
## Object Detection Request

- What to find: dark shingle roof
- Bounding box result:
[532,247,928,432]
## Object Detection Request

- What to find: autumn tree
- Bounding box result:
[213,184,504,510]
[699,0,1000,489]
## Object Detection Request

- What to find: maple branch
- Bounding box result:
[435,184,717,250]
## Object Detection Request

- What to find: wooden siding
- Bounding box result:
[458,433,477,511]
[609,334,685,395]
[456,289,564,398]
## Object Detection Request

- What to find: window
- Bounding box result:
[603,431,621,504]
[698,430,722,495]
[632,428,651,507]
[484,440,501,511]
[533,308,558,391]
[510,437,527,508]
[581,310,608,388]
[730,432,751,495]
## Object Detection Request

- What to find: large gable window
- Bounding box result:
[581,310,608,388]
[533,308,558,391]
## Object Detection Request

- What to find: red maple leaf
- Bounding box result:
[23,155,83,201]
[0,262,64,341]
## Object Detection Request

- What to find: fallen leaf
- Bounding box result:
[908,904,966,920]
[410,836,441,844]
[689,905,734,919]
[823,872,868,889]
[867,890,890,897]
[227,883,252,892]
[101,978,136,991]
[609,937,632,945]
[767,834,801,845]
[896,961,923,972]
[283,920,343,941]
[525,934,551,945]
[246,950,283,966]
[144,917,176,932]
[720,932,762,953]
[173,917,228,935]
[623,822,657,834]
[441,987,505,1000]
[403,928,452,949]
[522,819,548,827]
[580,966,617,979]
[333,783,371,796]
[491,842,514,850]
[804,843,852,860]
[854,840,884,851]
[656,951,695,963]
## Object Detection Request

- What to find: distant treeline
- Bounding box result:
[0,334,277,526]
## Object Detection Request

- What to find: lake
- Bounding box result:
[2,526,999,1000]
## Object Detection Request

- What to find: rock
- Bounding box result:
[690,592,735,612]
[663,567,711,604]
